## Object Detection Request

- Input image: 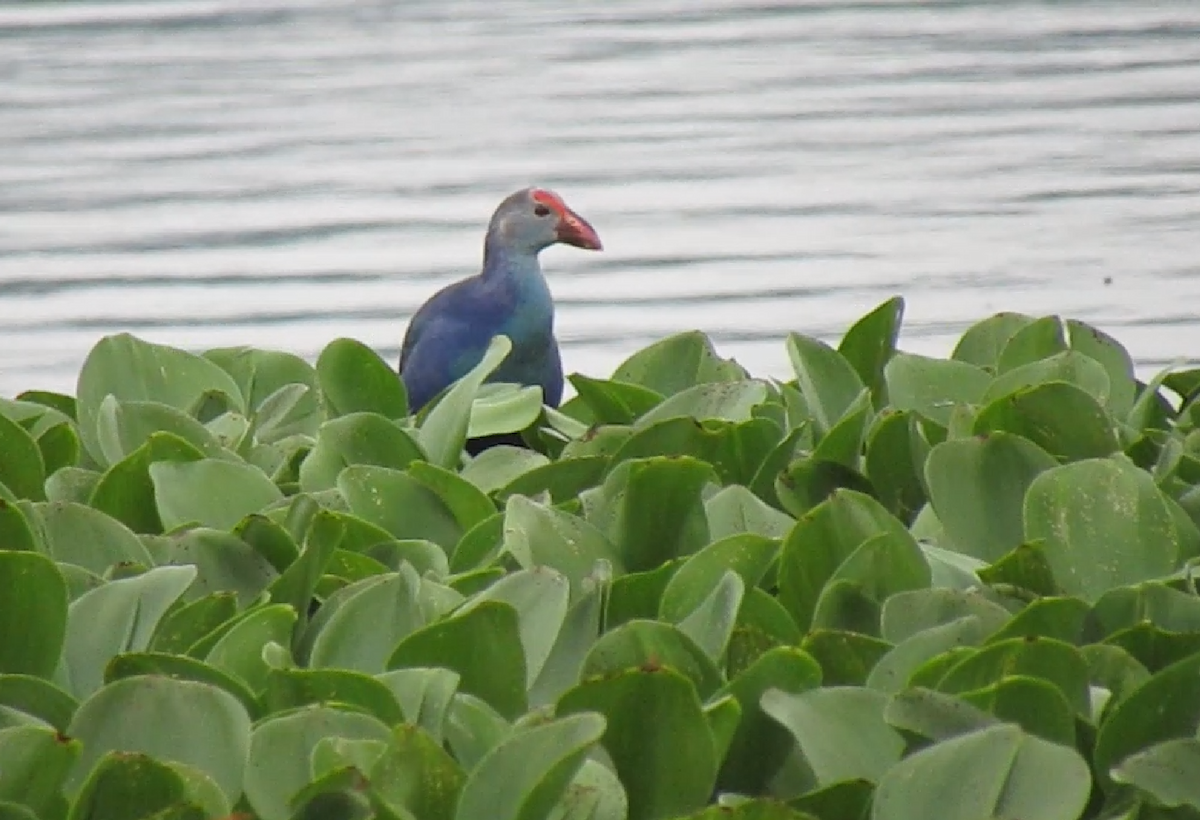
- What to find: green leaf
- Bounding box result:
[0,551,67,678]
[299,413,424,493]
[786,333,864,436]
[76,333,244,467]
[67,752,201,820]
[959,675,1076,746]
[0,675,78,732]
[264,667,403,725]
[468,383,544,439]
[924,433,1058,562]
[203,346,321,440]
[715,647,822,794]
[370,724,465,820]
[150,459,283,531]
[867,617,986,694]
[61,565,197,698]
[27,500,153,575]
[611,331,746,398]
[838,296,904,407]
[375,668,460,744]
[974,382,1118,461]
[1094,651,1200,789]
[407,461,496,533]
[1065,320,1137,417]
[455,713,605,820]
[582,619,724,701]
[94,397,229,466]
[884,353,992,427]
[338,465,461,550]
[460,446,550,495]
[0,413,45,501]
[317,338,409,419]
[243,705,390,820]
[583,456,714,573]
[864,411,926,524]
[1024,459,1179,602]
[798,630,891,687]
[0,500,37,552]
[557,668,717,820]
[635,380,770,428]
[465,568,570,688]
[309,569,425,673]
[501,496,622,598]
[152,527,278,608]
[66,676,251,804]
[205,603,297,692]
[567,375,665,424]
[1111,738,1200,810]
[499,456,608,506]
[951,312,1035,369]
[388,601,527,720]
[419,335,513,468]
[660,534,777,624]
[0,725,79,818]
[937,636,1089,717]
[88,431,206,534]
[996,316,1067,372]
[762,686,904,786]
[871,724,1090,820]
[106,651,259,721]
[983,350,1111,407]
[777,489,925,633]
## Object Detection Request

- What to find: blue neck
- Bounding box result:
[482,233,553,316]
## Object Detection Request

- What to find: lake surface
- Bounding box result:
[3,0,1200,398]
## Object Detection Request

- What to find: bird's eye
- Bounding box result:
[533,204,551,217]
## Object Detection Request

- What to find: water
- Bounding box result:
[3,0,1200,398]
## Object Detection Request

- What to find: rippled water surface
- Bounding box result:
[3,0,1200,396]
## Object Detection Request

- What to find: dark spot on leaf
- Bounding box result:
[1024,634,1038,643]
[54,731,72,743]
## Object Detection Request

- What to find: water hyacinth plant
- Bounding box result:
[1,298,1200,820]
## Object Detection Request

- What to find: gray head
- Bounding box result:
[486,187,603,255]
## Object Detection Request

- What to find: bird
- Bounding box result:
[398,187,603,447]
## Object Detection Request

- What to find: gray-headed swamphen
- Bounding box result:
[398,187,603,452]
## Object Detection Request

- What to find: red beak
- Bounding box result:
[556,208,603,251]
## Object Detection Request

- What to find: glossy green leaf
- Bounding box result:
[583,456,714,572]
[0,551,67,678]
[244,705,390,820]
[299,412,424,493]
[456,713,605,820]
[338,465,461,549]
[763,686,904,786]
[1025,458,1179,601]
[66,676,251,804]
[316,337,409,419]
[388,601,527,720]
[611,331,746,398]
[76,333,244,466]
[1094,651,1200,789]
[716,647,822,793]
[974,382,1118,461]
[419,335,513,469]
[871,723,1090,820]
[884,353,992,427]
[924,432,1058,562]
[787,333,864,436]
[150,459,282,532]
[0,414,45,501]
[558,668,717,820]
[61,565,197,698]
[951,312,1035,369]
